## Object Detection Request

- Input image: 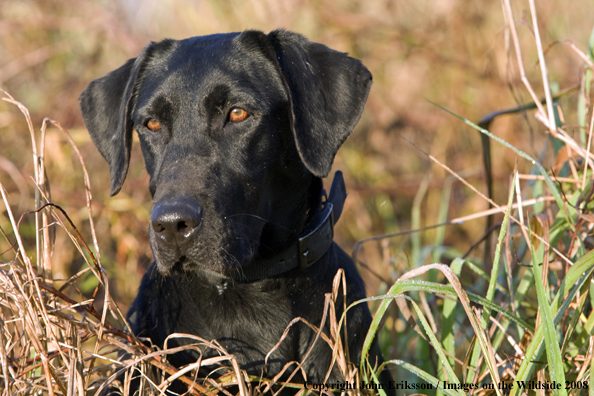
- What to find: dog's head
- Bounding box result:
[80,30,371,276]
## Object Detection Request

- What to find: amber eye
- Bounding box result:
[229,108,249,123]
[146,119,161,132]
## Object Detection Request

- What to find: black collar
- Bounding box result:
[201,171,348,283]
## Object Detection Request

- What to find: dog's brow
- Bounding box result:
[140,95,174,123]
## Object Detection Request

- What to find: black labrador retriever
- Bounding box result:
[80,29,393,394]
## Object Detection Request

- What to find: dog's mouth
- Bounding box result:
[149,218,260,276]
[155,255,198,276]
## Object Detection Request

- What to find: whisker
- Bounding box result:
[228,215,296,234]
[225,213,293,232]
[225,213,268,221]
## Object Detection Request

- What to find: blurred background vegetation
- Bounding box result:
[1,0,593,390]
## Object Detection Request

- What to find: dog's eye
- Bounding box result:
[146,119,161,132]
[229,108,249,123]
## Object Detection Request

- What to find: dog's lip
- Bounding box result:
[153,242,257,276]
[155,257,180,275]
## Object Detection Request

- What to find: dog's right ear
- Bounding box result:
[79,58,138,196]
[79,44,158,196]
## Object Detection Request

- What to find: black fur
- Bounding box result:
[80,29,392,394]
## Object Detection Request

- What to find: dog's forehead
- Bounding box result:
[139,33,281,102]
[171,33,240,67]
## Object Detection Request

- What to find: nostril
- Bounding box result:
[153,222,166,234]
[177,220,194,237]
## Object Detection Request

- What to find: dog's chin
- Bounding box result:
[154,257,180,276]
[152,242,257,277]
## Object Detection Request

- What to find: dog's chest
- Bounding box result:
[140,271,301,365]
[189,277,294,336]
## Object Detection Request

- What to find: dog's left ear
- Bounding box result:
[266,30,372,178]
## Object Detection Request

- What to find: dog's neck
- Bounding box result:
[304,177,325,229]
[257,174,323,257]
[224,172,345,282]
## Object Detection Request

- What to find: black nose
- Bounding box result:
[151,197,203,245]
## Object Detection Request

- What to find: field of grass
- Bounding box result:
[1,0,594,394]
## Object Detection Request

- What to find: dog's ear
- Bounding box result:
[79,41,172,196]
[267,30,372,178]
[79,57,140,196]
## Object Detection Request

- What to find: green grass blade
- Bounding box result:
[464,260,510,296]
[561,276,590,356]
[407,295,460,392]
[467,170,516,383]
[360,295,396,370]
[441,259,464,371]
[511,250,594,396]
[437,257,464,396]
[380,294,464,395]
[590,338,594,396]
[527,223,567,396]
[358,295,461,392]
[481,170,515,327]
[366,360,388,396]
